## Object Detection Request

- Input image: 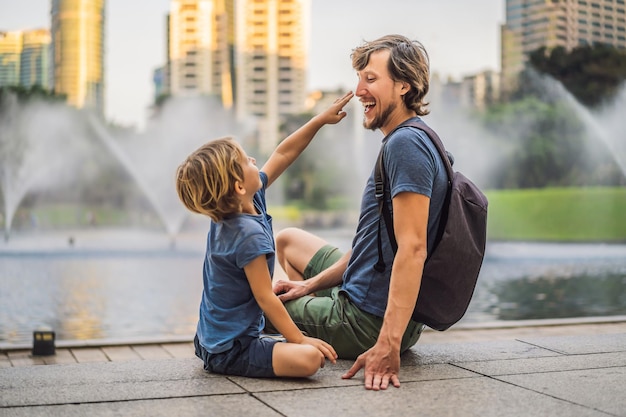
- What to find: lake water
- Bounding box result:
[1,229,625,347]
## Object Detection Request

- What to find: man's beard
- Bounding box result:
[363,102,396,131]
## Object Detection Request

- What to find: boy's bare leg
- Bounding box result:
[275,227,328,282]
[272,342,325,377]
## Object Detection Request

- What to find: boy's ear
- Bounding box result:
[234,180,246,195]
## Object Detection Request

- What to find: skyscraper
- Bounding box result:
[164,0,310,152]
[168,0,233,106]
[51,0,105,115]
[235,0,309,152]
[501,0,626,94]
[0,31,22,87]
[20,29,51,90]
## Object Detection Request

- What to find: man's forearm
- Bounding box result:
[378,247,425,346]
[305,249,351,294]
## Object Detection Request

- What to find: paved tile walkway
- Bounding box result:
[1,321,625,417]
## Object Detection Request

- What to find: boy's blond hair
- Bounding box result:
[175,137,245,222]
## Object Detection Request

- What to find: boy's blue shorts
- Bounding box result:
[194,334,278,378]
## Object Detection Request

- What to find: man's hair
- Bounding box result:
[351,34,430,116]
[175,137,244,222]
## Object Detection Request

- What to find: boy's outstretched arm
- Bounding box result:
[262,91,353,187]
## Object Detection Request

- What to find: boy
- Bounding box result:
[175,91,353,378]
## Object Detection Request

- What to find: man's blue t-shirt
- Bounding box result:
[196,171,275,354]
[342,118,449,318]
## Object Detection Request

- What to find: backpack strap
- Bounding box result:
[373,147,396,272]
[373,119,454,273]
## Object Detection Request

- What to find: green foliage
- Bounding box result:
[481,96,624,189]
[10,204,162,230]
[154,93,171,107]
[278,112,354,210]
[526,44,626,108]
[0,85,66,103]
[491,45,626,189]
[486,187,626,242]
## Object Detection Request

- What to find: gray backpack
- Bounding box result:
[374,120,488,331]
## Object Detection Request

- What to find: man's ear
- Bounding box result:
[399,82,410,95]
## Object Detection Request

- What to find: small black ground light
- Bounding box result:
[32,328,56,356]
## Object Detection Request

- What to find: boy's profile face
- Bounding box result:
[237,146,262,195]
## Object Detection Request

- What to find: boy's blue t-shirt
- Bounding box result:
[342,118,449,318]
[196,171,275,354]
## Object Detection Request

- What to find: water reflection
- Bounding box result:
[1,236,625,346]
[0,250,204,346]
[463,241,626,323]
[59,262,106,340]
[491,273,626,320]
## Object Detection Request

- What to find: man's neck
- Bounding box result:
[380,110,418,136]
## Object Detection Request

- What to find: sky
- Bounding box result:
[0,0,505,129]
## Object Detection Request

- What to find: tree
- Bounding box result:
[0,85,66,104]
[482,94,626,189]
[526,44,626,108]
[277,112,355,210]
[485,44,626,189]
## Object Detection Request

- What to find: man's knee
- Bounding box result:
[275,227,300,255]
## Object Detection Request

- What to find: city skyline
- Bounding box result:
[1,0,504,129]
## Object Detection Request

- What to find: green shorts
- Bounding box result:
[284,245,424,359]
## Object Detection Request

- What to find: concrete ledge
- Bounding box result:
[3,316,625,352]
[424,315,626,331]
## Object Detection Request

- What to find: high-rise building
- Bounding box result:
[0,29,51,90]
[0,31,22,87]
[501,0,626,94]
[235,0,309,152]
[51,0,105,115]
[164,0,310,152]
[460,70,501,110]
[168,0,233,106]
[20,29,51,89]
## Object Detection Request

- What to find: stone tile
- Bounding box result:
[7,351,45,367]
[102,346,142,362]
[42,349,77,365]
[499,366,626,416]
[1,355,12,368]
[2,378,243,408]
[404,339,560,365]
[6,349,31,358]
[517,333,626,355]
[457,351,626,376]
[70,348,108,363]
[229,359,360,392]
[231,360,478,392]
[132,344,173,360]
[0,395,282,417]
[160,342,195,359]
[0,358,240,407]
[256,377,606,417]
[0,357,206,388]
